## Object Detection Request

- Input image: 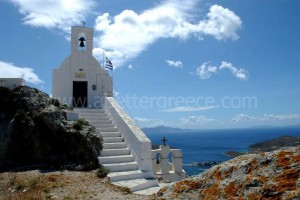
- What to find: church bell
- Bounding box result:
[78,37,86,48]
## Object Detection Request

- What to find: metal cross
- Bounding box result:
[161,136,168,146]
[82,20,86,27]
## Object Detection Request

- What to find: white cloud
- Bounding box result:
[196,61,248,80]
[179,115,218,127]
[165,106,215,112]
[128,64,133,70]
[94,2,242,67]
[196,62,218,79]
[197,5,242,41]
[166,60,183,68]
[134,117,167,128]
[219,61,248,80]
[262,114,300,121]
[113,90,120,97]
[134,117,152,122]
[9,0,95,32]
[231,113,300,124]
[0,61,43,84]
[231,114,257,123]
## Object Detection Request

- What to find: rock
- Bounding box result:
[157,147,300,199]
[184,161,221,167]
[224,151,246,158]
[0,86,102,171]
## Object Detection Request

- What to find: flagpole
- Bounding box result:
[103,51,105,69]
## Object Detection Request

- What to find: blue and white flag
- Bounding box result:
[105,57,113,70]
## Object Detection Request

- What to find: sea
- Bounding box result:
[145,127,300,176]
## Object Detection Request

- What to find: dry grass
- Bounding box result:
[0,170,151,200]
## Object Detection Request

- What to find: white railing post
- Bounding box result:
[151,145,186,182]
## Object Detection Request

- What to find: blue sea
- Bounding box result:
[145,127,300,176]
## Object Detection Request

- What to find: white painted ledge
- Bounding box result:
[105,97,153,173]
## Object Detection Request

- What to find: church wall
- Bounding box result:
[52,55,112,108]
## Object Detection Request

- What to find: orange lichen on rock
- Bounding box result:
[223,166,235,178]
[245,175,252,184]
[224,181,238,197]
[201,184,220,200]
[172,180,201,194]
[259,175,267,183]
[158,186,167,194]
[276,151,293,168]
[273,168,299,193]
[248,192,262,200]
[246,159,259,174]
[211,166,223,181]
[291,153,300,163]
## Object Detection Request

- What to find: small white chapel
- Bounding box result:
[52,25,112,108]
[52,24,186,194]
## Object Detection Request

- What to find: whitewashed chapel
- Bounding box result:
[52,25,112,108]
[52,25,186,194]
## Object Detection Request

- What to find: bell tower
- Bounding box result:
[71,25,93,54]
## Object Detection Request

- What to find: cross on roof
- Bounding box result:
[161,136,168,146]
[82,21,86,27]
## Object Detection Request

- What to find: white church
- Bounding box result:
[52,26,112,108]
[52,25,186,194]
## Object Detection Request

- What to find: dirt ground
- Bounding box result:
[0,170,158,200]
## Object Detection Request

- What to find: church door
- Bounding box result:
[73,81,88,107]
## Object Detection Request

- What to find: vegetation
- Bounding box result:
[96,165,109,178]
[73,118,89,130]
[48,98,60,107]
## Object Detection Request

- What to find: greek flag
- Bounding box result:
[105,57,113,70]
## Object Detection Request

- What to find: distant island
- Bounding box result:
[225,135,300,157]
[143,125,300,135]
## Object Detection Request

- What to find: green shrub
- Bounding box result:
[96,165,109,178]
[49,98,60,107]
[73,118,89,130]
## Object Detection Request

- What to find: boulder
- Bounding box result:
[0,86,102,171]
[157,147,300,199]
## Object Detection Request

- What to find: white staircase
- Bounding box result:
[75,109,159,193]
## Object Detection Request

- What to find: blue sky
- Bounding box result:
[0,0,300,129]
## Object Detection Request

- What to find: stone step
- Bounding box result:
[101,148,130,156]
[99,155,134,164]
[89,120,113,124]
[98,127,118,132]
[75,109,105,113]
[134,186,162,195]
[103,137,124,143]
[102,162,138,172]
[78,112,106,116]
[103,142,127,149]
[94,124,115,128]
[101,132,121,137]
[113,178,158,192]
[82,115,110,120]
[108,170,153,182]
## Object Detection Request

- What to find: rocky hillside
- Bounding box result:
[0,86,102,171]
[249,136,300,153]
[225,135,300,158]
[157,147,300,199]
